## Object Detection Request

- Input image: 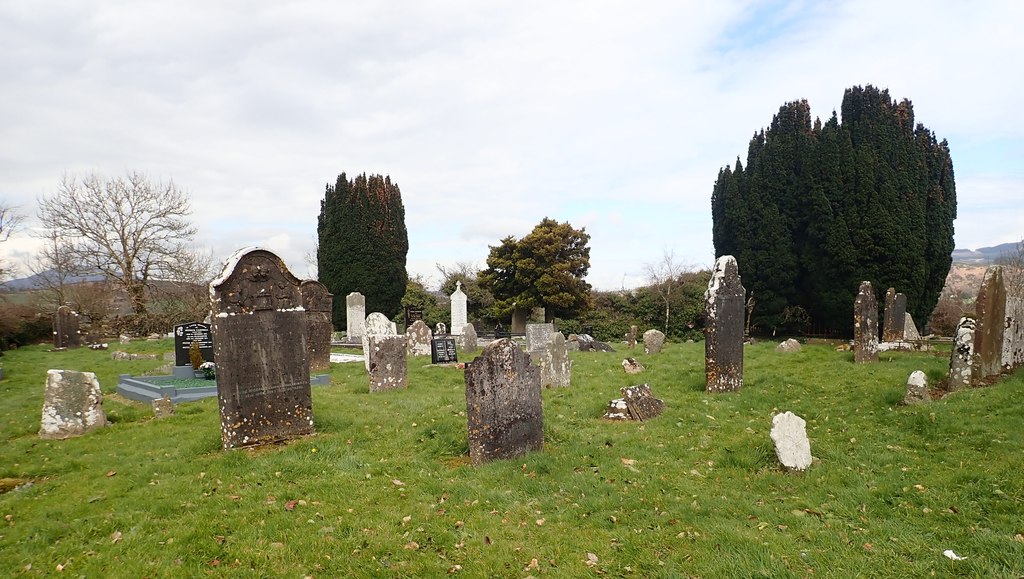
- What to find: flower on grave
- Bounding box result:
[200,361,216,379]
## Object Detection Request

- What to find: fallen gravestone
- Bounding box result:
[577,333,615,352]
[643,329,665,354]
[406,320,433,356]
[705,255,745,393]
[853,281,879,363]
[211,247,314,450]
[39,369,107,439]
[301,280,334,374]
[152,395,175,419]
[111,351,158,361]
[602,384,664,421]
[368,335,408,392]
[465,339,543,465]
[770,411,812,471]
[903,370,930,404]
[621,358,645,374]
[947,317,976,391]
[538,332,571,388]
[775,338,802,353]
[972,265,1006,383]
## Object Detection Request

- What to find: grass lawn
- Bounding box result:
[1,338,1022,577]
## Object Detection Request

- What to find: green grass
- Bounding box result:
[1,339,1023,577]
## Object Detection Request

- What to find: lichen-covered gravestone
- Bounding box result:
[642,329,665,354]
[903,370,930,404]
[450,281,468,336]
[52,305,81,349]
[39,369,107,439]
[346,292,366,340]
[704,255,745,393]
[602,384,664,421]
[626,325,637,349]
[622,358,645,374]
[406,320,433,356]
[947,317,976,391]
[152,395,175,419]
[465,339,543,465]
[369,335,408,392]
[904,314,921,341]
[882,288,907,342]
[525,323,555,354]
[456,323,478,353]
[301,280,334,373]
[853,281,879,363]
[770,411,812,471]
[538,332,571,388]
[972,265,1006,382]
[363,312,396,371]
[1002,296,1024,372]
[211,248,314,450]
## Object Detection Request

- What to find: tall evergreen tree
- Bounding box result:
[317,172,409,328]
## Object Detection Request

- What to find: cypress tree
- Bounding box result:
[317,172,409,328]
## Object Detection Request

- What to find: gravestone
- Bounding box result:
[211,248,313,450]
[882,288,907,342]
[301,281,333,373]
[577,333,615,352]
[450,281,468,336]
[904,314,921,341]
[775,338,802,353]
[465,339,543,465]
[510,308,528,334]
[526,323,555,354]
[404,306,424,325]
[538,332,571,388]
[704,255,745,393]
[346,292,366,339]
[947,317,975,391]
[435,322,447,336]
[456,323,478,353]
[52,305,81,349]
[770,411,812,471]
[39,369,107,439]
[431,334,458,364]
[903,370,930,404]
[621,358,645,375]
[626,325,637,349]
[152,395,175,419]
[1002,296,1024,372]
[363,312,396,371]
[406,320,433,356]
[972,265,1006,382]
[602,384,664,421]
[853,281,879,363]
[173,322,214,366]
[368,335,408,392]
[643,329,665,354]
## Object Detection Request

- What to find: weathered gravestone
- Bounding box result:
[577,333,615,352]
[511,309,528,334]
[621,358,645,375]
[456,323,478,353]
[602,384,664,421]
[52,305,81,349]
[626,325,637,349]
[406,319,433,356]
[903,370,930,405]
[211,248,313,450]
[39,369,107,439]
[643,329,665,354]
[464,339,543,465]
[775,338,802,353]
[947,317,976,391]
[538,332,571,388]
[173,322,214,367]
[1002,296,1024,372]
[972,265,1006,382]
[152,395,175,419]
[301,280,334,373]
[435,322,447,336]
[431,334,459,364]
[363,312,396,372]
[526,323,555,354]
[882,288,907,342]
[705,255,745,393]
[346,292,366,340]
[853,281,879,363]
[368,335,408,392]
[770,411,812,471]
[450,281,468,336]
[904,313,922,341]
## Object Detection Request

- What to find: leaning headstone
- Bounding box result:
[775,338,802,353]
[464,339,543,465]
[435,322,447,336]
[770,411,812,471]
[525,323,555,354]
[602,384,664,421]
[173,322,214,367]
[621,358,645,375]
[301,281,334,373]
[39,369,107,439]
[853,281,879,363]
[368,335,408,392]
[450,281,468,336]
[903,370,930,404]
[152,395,175,419]
[406,320,433,356]
[626,325,637,349]
[643,329,665,354]
[52,305,81,349]
[904,313,921,342]
[456,323,478,353]
[346,292,366,339]
[211,248,313,450]
[538,332,571,388]
[882,288,907,342]
[947,317,976,392]
[705,255,745,393]
[972,265,1006,382]
[363,312,396,371]
[1002,296,1024,372]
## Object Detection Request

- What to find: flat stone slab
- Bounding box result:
[770,411,812,471]
[117,374,331,404]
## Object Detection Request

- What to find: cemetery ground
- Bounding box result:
[2,341,1023,577]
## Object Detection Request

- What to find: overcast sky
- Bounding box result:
[2,1,1022,290]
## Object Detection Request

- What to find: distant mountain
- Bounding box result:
[0,270,105,291]
[951,242,1019,265]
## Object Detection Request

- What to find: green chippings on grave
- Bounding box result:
[1,337,1023,576]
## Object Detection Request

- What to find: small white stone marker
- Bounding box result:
[770,411,812,471]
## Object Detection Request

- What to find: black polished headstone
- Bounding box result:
[174,322,214,367]
[431,336,458,364]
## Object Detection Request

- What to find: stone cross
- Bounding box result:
[39,369,107,439]
[853,281,879,363]
[465,339,543,465]
[704,255,745,393]
[947,317,975,391]
[882,288,907,342]
[538,332,571,388]
[406,319,433,356]
[346,292,366,340]
[211,247,314,450]
[52,305,81,349]
[301,280,334,373]
[368,335,408,392]
[972,265,1006,382]
[450,281,468,336]
[643,329,665,354]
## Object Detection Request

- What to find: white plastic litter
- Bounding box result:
[942,549,966,561]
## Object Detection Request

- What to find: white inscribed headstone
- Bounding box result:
[346,292,366,339]
[362,312,396,371]
[770,411,812,471]
[451,281,468,336]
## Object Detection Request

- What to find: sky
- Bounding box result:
[2,1,1022,291]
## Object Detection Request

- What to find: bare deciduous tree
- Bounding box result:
[995,238,1024,299]
[37,171,200,314]
[645,249,686,334]
[0,199,25,280]
[25,226,81,311]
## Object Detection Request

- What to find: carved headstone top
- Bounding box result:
[300,280,332,312]
[211,248,304,315]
